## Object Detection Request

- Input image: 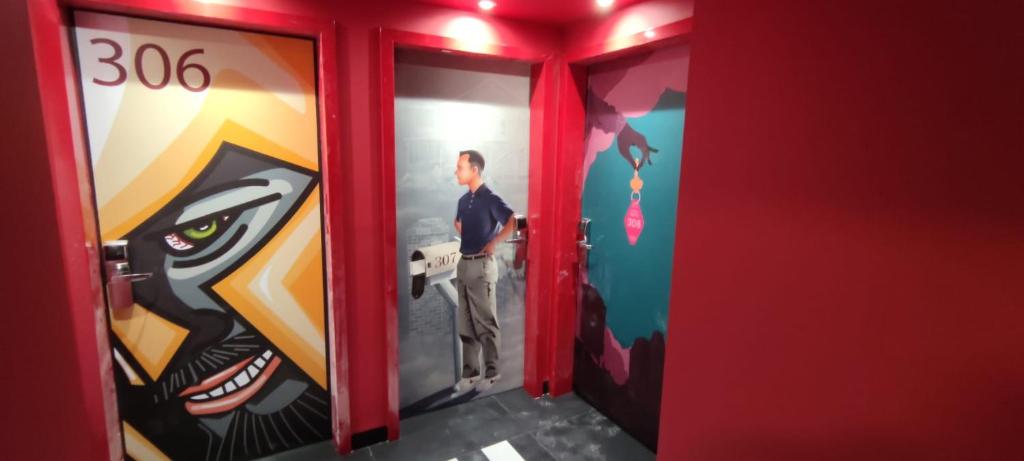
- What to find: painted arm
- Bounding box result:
[588,90,659,170]
[483,215,517,255]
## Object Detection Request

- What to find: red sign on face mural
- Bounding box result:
[624,198,645,245]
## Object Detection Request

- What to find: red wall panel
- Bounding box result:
[1,1,118,459]
[658,1,1024,459]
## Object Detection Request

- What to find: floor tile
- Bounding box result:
[257,389,651,461]
[372,396,533,461]
[505,433,559,461]
[255,439,372,461]
[492,390,593,428]
[532,409,654,461]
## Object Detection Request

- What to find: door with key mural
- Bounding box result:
[573,44,689,450]
[73,12,331,460]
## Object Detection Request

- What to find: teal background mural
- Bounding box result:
[582,89,686,347]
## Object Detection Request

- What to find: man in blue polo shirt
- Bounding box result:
[453,149,516,392]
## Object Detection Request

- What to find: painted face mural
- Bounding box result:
[73,12,330,461]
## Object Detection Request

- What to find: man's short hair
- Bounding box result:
[459,150,485,173]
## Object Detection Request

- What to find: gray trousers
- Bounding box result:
[456,254,500,377]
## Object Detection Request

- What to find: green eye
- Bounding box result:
[182,220,218,240]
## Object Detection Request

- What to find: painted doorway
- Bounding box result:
[73,11,331,460]
[394,49,530,417]
[573,44,690,450]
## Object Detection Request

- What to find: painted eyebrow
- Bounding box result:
[143,178,273,238]
[188,178,271,202]
[145,193,282,240]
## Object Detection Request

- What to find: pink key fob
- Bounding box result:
[624,199,645,246]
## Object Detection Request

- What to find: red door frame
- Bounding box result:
[377,28,557,439]
[26,0,352,454]
[545,17,694,398]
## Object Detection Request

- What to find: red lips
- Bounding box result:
[178,350,282,416]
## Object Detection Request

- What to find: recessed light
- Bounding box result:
[479,0,496,10]
[597,0,614,8]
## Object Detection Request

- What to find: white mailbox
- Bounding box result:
[410,241,461,299]
[411,241,461,278]
[409,240,464,388]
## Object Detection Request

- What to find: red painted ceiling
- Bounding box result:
[414,0,649,24]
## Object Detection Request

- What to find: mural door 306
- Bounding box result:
[74,12,331,461]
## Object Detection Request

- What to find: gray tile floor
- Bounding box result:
[256,389,654,461]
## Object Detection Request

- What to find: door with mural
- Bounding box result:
[394,50,530,417]
[73,12,331,460]
[573,44,689,450]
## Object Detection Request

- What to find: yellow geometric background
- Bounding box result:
[109,304,189,381]
[123,422,170,461]
[213,187,327,388]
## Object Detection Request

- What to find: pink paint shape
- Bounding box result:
[601,327,631,386]
[582,45,689,184]
[603,45,689,117]
[583,127,616,186]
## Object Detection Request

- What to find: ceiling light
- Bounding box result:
[479,0,496,10]
[443,17,495,53]
[597,0,615,8]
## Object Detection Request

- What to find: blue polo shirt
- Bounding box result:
[456,184,514,255]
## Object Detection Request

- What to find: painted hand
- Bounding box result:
[617,123,659,171]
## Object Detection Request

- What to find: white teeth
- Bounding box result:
[164,233,194,251]
[187,350,274,402]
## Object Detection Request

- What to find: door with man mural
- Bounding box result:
[73,12,331,460]
[573,44,689,450]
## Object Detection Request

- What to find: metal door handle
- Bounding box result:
[112,273,153,283]
[109,261,152,283]
[577,217,592,251]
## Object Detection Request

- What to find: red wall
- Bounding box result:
[1,1,118,459]
[658,0,1024,459]
[0,3,88,457]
